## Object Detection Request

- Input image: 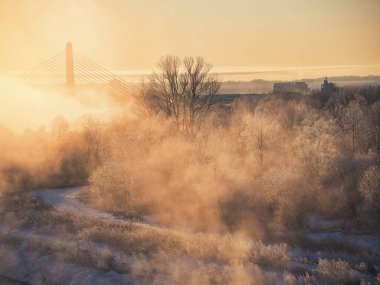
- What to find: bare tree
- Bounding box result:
[144,56,182,122]
[143,56,220,131]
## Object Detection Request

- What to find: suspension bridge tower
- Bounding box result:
[19,42,139,97]
[66,41,75,89]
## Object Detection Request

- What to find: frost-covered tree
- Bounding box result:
[298,118,338,184]
[359,165,380,220]
[341,100,370,155]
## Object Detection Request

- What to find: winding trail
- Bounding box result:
[31,187,114,220]
[31,187,166,226]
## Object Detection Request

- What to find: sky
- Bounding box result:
[0,0,380,79]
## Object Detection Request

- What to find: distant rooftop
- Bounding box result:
[273,81,310,94]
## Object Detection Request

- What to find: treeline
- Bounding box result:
[89,81,379,234]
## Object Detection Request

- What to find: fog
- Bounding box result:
[1,0,379,282]
[89,94,378,236]
[0,77,137,195]
[0,74,379,284]
[0,77,83,131]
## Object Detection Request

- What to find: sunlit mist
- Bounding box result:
[0,1,379,284]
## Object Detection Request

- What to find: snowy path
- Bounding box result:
[30,187,380,257]
[31,187,169,227]
[31,187,114,220]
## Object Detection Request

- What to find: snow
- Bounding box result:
[0,187,377,284]
[0,244,132,285]
[0,187,136,284]
[0,223,133,285]
[31,187,114,220]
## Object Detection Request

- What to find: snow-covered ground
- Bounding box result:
[0,187,135,284]
[0,187,378,284]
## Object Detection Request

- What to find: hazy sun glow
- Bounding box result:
[0,0,379,79]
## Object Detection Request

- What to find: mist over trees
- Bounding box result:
[87,68,380,232]
[1,68,379,234]
[0,63,380,284]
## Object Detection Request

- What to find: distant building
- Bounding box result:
[321,77,338,95]
[273,82,310,94]
[213,93,267,105]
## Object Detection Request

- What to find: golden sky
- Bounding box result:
[0,0,379,76]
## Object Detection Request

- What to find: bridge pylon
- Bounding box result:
[66,41,75,89]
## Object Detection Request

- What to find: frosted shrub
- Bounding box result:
[317,258,359,284]
[283,270,296,285]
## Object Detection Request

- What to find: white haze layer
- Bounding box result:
[0,76,114,132]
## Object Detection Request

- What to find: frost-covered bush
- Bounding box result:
[317,258,360,284]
